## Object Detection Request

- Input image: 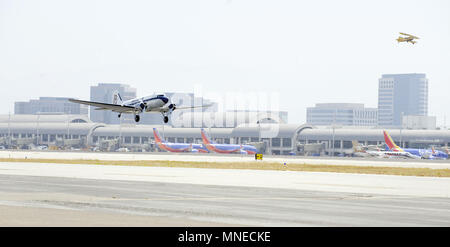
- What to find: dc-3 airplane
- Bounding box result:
[396,32,419,44]
[69,92,212,123]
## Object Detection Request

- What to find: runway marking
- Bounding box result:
[293,181,396,190]
[105,173,181,178]
[91,194,399,202]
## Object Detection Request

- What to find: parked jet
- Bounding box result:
[352,140,416,159]
[153,128,208,153]
[200,128,257,154]
[69,92,212,123]
[383,130,448,160]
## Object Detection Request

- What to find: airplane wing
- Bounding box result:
[399,32,419,39]
[68,98,136,113]
[174,104,214,110]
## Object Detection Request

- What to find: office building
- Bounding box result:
[402,115,436,130]
[378,73,428,127]
[15,97,88,115]
[89,83,137,124]
[306,103,377,126]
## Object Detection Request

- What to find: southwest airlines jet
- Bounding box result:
[153,128,208,153]
[352,140,416,159]
[383,130,448,160]
[200,128,258,154]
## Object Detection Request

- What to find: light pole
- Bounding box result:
[8,112,11,147]
[36,113,40,146]
[331,109,336,157]
[400,112,404,148]
[67,114,70,143]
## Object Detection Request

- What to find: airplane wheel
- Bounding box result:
[163,116,169,123]
[135,115,140,122]
[118,114,121,118]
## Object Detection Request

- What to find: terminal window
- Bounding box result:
[282,138,292,147]
[142,137,149,143]
[124,137,131,143]
[272,138,281,147]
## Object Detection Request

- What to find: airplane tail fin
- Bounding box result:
[383,130,404,152]
[200,128,215,145]
[112,91,123,105]
[153,128,164,144]
[352,140,364,152]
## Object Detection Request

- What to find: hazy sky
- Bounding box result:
[1,0,449,125]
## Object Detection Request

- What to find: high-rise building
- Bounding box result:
[90,83,137,124]
[306,103,378,126]
[378,73,428,127]
[15,97,88,115]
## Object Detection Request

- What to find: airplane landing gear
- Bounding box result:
[118,113,121,118]
[163,116,169,123]
[135,115,140,122]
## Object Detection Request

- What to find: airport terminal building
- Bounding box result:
[1,114,450,156]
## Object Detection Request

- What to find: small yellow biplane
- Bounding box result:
[396,32,419,44]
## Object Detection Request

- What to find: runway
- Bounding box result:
[0,161,450,226]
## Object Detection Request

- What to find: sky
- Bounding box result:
[1,0,449,126]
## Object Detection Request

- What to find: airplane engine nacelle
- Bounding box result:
[161,103,176,113]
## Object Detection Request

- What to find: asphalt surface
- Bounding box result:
[0,171,449,226]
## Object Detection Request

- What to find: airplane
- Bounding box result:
[352,140,416,159]
[153,128,208,153]
[69,92,212,123]
[396,32,419,44]
[383,130,448,160]
[440,146,450,155]
[200,128,258,155]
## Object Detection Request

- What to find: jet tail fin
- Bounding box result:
[112,91,123,105]
[200,128,215,145]
[352,140,364,152]
[383,130,404,152]
[153,128,165,144]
